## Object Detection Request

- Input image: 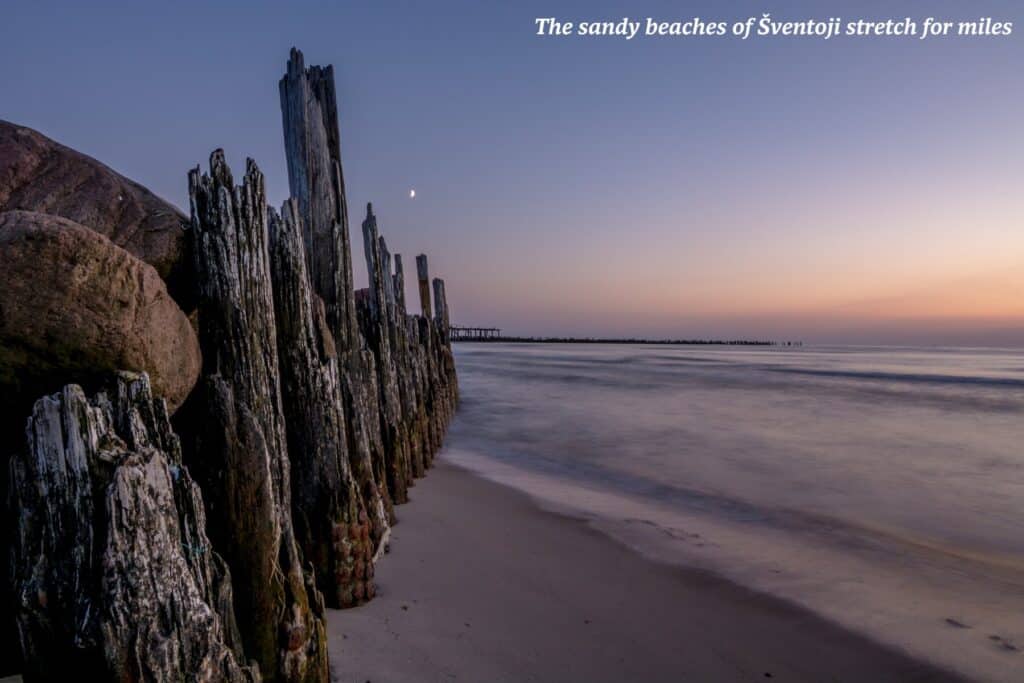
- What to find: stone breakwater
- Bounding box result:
[1,47,458,682]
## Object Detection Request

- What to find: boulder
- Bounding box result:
[0,210,200,418]
[0,120,192,305]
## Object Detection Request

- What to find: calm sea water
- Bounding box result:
[443,343,1024,681]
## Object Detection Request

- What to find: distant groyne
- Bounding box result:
[450,326,801,346]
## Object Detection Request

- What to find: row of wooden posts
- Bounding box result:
[7,48,459,683]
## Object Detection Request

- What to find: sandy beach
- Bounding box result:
[327,459,960,683]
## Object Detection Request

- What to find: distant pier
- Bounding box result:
[451,326,502,341]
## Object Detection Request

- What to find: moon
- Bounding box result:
[409,189,416,199]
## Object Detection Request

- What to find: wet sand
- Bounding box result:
[327,460,961,683]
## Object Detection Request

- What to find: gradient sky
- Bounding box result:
[2,0,1022,345]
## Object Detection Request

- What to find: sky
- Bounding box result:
[2,0,1022,345]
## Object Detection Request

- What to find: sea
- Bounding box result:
[443,343,1024,682]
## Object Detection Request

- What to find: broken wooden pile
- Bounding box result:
[5,48,458,683]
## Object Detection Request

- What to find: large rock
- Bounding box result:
[0,210,201,418]
[0,120,192,304]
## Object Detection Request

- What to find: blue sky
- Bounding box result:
[2,0,1022,344]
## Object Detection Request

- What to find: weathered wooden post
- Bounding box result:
[276,42,457,542]
[393,253,407,313]
[416,254,432,319]
[188,151,328,682]
[268,198,375,608]
[392,253,427,476]
[279,48,356,349]
[362,204,412,502]
[430,277,458,433]
[279,47,393,544]
[433,278,451,340]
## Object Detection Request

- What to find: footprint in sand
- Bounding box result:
[987,635,1019,653]
[941,620,1019,653]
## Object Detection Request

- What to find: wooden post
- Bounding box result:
[267,198,375,608]
[279,48,358,351]
[279,47,394,551]
[361,203,411,503]
[188,152,328,682]
[433,278,450,338]
[416,254,432,319]
[393,253,407,314]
